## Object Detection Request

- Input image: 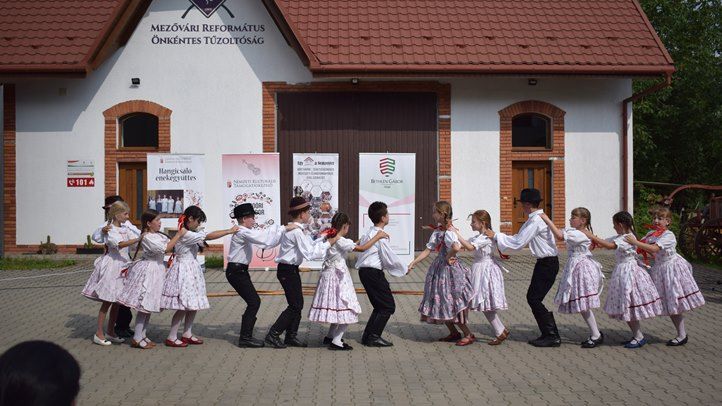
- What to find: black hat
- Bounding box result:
[232,203,256,219]
[288,196,310,214]
[103,195,124,210]
[519,188,542,203]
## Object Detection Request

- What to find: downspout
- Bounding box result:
[621,72,672,211]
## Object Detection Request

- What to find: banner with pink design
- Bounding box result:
[222,153,281,269]
[358,153,416,265]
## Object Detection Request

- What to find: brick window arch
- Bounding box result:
[498,100,565,235]
[103,100,171,196]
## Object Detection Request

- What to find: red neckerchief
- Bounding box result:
[637,224,666,265]
[166,215,186,269]
[422,223,451,252]
[319,227,338,239]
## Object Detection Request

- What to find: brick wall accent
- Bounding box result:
[262,81,452,201]
[103,100,172,196]
[3,84,16,253]
[498,100,566,235]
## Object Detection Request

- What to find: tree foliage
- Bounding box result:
[634,0,722,186]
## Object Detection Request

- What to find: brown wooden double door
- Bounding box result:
[511,161,552,233]
[118,162,147,227]
[277,91,438,249]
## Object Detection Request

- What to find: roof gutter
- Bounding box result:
[311,64,676,77]
[0,65,88,77]
[621,72,673,211]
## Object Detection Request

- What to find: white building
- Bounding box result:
[0,0,674,254]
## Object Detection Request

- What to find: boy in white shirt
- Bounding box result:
[265,197,336,349]
[226,203,296,348]
[486,188,561,347]
[355,201,406,347]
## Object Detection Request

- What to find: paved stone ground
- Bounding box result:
[0,251,721,405]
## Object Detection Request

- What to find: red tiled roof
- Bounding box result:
[0,0,149,75]
[266,0,674,76]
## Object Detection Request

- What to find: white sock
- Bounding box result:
[327,324,338,340]
[581,310,601,339]
[627,320,643,341]
[670,314,686,340]
[484,311,505,337]
[182,311,196,338]
[167,310,185,341]
[133,313,149,343]
[143,314,150,339]
[332,324,347,346]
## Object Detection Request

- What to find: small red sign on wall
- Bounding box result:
[67,178,95,187]
[67,159,95,188]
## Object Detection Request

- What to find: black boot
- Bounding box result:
[529,312,561,347]
[238,316,264,348]
[371,313,391,337]
[527,311,547,344]
[264,330,287,349]
[283,313,307,347]
[239,336,265,348]
[361,312,378,344]
[362,334,393,347]
[284,332,308,347]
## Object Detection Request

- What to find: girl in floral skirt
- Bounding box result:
[626,206,704,346]
[539,208,605,348]
[454,210,510,345]
[583,211,662,349]
[308,212,388,350]
[408,201,475,346]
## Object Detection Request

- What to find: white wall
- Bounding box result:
[449,77,632,238]
[7,0,633,245]
[11,0,311,244]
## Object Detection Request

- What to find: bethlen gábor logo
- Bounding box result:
[183,0,235,19]
[379,157,396,177]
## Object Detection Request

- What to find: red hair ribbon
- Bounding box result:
[166,215,186,268]
[637,224,666,265]
[320,227,338,239]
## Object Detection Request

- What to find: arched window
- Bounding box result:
[512,113,551,149]
[119,113,158,148]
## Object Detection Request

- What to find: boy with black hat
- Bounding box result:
[265,197,337,348]
[485,188,561,347]
[226,203,298,348]
[91,195,141,338]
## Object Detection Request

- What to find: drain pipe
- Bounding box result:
[621,73,672,211]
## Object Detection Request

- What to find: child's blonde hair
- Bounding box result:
[571,207,593,233]
[108,201,130,222]
[653,206,673,221]
[434,201,453,226]
[468,210,493,231]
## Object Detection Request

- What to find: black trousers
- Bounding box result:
[526,256,560,317]
[358,267,396,337]
[115,305,133,331]
[270,263,303,336]
[225,262,262,336]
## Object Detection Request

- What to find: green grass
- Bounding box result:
[693,260,722,271]
[204,256,224,269]
[0,258,77,270]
